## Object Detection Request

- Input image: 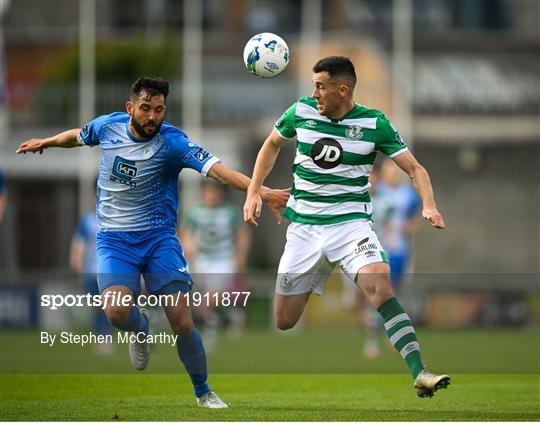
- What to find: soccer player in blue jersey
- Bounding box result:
[377,159,421,287]
[16,77,289,408]
[71,208,113,353]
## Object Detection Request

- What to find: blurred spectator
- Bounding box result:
[181,180,251,349]
[0,169,6,224]
[345,160,422,359]
[70,204,112,353]
[377,158,421,287]
[343,165,394,359]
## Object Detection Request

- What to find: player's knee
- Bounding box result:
[275,314,298,331]
[105,306,131,329]
[170,320,194,337]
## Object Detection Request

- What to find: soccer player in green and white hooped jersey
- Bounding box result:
[182,180,251,348]
[244,56,450,398]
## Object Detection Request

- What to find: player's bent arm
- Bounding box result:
[392,151,445,229]
[246,129,287,195]
[207,162,252,192]
[207,162,289,224]
[16,129,82,154]
[244,129,288,225]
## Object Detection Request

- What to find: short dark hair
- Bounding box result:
[130,77,170,100]
[313,56,357,88]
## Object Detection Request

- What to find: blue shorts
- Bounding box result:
[388,253,409,288]
[84,276,100,296]
[96,228,192,296]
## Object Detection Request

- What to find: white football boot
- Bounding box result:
[128,309,150,370]
[197,391,229,409]
[414,369,451,398]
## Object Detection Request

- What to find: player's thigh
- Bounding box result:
[325,219,389,283]
[276,222,331,296]
[96,238,142,295]
[144,232,193,295]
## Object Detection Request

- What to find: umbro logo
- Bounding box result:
[405,344,416,352]
[306,120,317,128]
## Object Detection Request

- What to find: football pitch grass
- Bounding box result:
[1,328,539,421]
[1,373,538,421]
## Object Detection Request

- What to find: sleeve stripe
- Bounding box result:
[274,127,297,140]
[76,133,86,146]
[389,147,408,158]
[201,156,221,176]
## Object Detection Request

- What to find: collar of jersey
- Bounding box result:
[329,103,359,123]
[125,122,155,143]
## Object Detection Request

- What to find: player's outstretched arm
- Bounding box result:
[244,129,288,226]
[206,161,289,225]
[392,151,445,229]
[16,129,82,155]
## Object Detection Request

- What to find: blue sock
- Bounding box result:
[116,307,148,333]
[95,310,111,336]
[176,328,211,397]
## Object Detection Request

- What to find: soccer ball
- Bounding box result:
[243,33,289,78]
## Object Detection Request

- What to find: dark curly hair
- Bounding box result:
[130,77,170,100]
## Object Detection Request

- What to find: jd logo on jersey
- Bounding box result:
[310,138,343,169]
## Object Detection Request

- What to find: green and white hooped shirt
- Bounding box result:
[275,97,408,226]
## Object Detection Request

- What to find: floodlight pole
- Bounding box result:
[78,0,97,214]
[181,0,203,212]
[0,0,9,160]
[392,0,416,274]
[392,0,413,149]
[298,0,322,98]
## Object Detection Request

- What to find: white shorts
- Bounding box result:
[192,257,235,293]
[276,220,388,296]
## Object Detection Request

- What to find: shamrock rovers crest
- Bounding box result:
[280,274,294,292]
[345,125,363,140]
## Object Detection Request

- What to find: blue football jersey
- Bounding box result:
[377,182,421,255]
[73,211,98,273]
[78,112,220,231]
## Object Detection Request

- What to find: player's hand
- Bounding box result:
[244,190,263,227]
[422,208,445,229]
[16,139,47,154]
[261,188,290,225]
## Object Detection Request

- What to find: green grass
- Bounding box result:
[1,328,539,373]
[1,374,539,421]
[1,329,539,420]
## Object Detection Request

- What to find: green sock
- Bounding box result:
[377,297,424,379]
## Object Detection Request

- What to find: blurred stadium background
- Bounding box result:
[0,0,539,378]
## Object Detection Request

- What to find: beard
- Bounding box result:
[131,116,162,139]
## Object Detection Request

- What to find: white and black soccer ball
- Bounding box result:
[243,32,289,78]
